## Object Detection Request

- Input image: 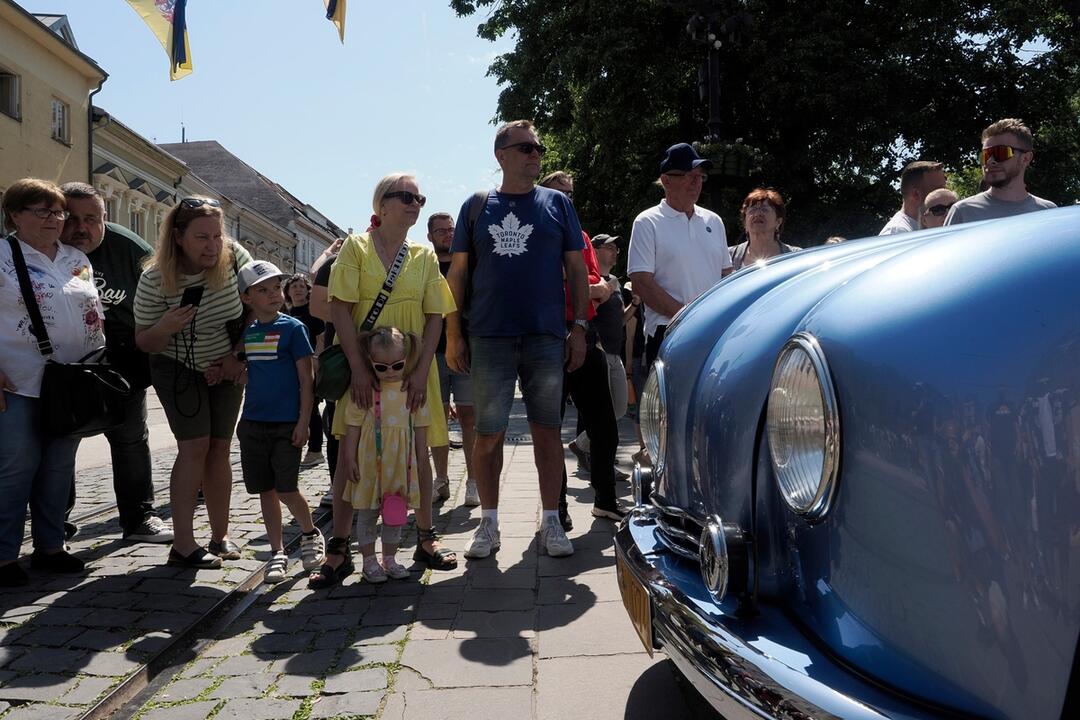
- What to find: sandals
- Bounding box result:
[308,536,354,589]
[413,527,457,570]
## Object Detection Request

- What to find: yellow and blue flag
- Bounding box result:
[324,0,347,44]
[125,0,192,80]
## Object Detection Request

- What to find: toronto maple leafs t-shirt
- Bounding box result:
[241,312,314,423]
[451,186,584,337]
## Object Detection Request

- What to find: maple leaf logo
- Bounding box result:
[489,213,533,257]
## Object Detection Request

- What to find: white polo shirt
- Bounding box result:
[0,236,105,398]
[627,200,732,338]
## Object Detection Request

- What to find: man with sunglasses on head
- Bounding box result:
[628,142,733,372]
[445,119,589,559]
[57,182,174,544]
[878,160,947,235]
[919,188,959,229]
[945,118,1057,226]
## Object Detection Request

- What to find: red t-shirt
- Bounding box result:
[565,230,600,321]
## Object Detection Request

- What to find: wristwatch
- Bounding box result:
[232,350,247,362]
[571,319,589,333]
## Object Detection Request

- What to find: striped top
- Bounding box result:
[133,243,252,371]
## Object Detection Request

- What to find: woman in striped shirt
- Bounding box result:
[134,198,250,569]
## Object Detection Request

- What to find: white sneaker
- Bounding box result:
[464,517,501,559]
[124,516,174,544]
[300,450,325,467]
[300,528,326,571]
[264,552,288,584]
[362,557,387,584]
[434,477,451,502]
[463,479,481,507]
[382,557,411,580]
[540,515,574,557]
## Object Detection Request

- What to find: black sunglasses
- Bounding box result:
[371,360,406,373]
[384,191,426,207]
[925,203,954,216]
[501,141,547,157]
[179,197,221,210]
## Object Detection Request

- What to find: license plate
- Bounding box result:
[616,552,653,656]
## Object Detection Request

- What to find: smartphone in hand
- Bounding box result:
[180,285,205,308]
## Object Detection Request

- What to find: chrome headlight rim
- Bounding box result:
[767,332,841,522]
[640,360,667,478]
[699,515,730,601]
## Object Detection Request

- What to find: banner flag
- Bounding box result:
[125,0,192,81]
[324,0,347,44]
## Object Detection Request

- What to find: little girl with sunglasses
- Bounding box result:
[341,326,428,582]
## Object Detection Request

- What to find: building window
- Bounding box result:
[129,209,143,237]
[0,69,19,120]
[105,197,117,222]
[51,98,70,143]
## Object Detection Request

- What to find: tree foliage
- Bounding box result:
[451,0,1080,246]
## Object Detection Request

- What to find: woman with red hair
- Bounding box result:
[730,188,800,270]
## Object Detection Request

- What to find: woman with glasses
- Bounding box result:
[311,173,457,588]
[0,178,105,586]
[729,188,800,271]
[133,196,252,569]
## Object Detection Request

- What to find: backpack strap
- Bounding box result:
[463,190,489,311]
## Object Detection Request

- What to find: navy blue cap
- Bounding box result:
[660,143,713,174]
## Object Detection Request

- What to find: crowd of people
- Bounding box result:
[0,115,1059,588]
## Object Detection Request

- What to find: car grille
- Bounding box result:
[650,495,702,561]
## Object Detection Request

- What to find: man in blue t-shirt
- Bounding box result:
[445,119,589,560]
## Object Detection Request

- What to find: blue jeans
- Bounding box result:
[470,334,564,434]
[0,392,77,560]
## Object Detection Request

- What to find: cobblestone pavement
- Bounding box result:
[1,397,716,720]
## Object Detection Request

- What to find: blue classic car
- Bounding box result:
[616,206,1080,719]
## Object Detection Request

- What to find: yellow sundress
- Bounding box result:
[327,233,456,446]
[342,385,426,511]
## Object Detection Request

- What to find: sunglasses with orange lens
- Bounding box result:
[981,145,1028,165]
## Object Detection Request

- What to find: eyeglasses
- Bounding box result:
[384,191,426,207]
[664,171,707,182]
[981,145,1029,164]
[500,142,547,157]
[430,227,454,235]
[22,207,69,220]
[371,360,406,373]
[179,197,221,209]
[924,203,954,216]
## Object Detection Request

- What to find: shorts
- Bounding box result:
[470,334,564,434]
[236,419,302,494]
[150,355,244,441]
[436,352,474,406]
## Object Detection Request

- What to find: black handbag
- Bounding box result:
[8,237,132,438]
[314,236,410,400]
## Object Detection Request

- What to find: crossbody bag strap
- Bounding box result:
[359,237,410,332]
[6,236,54,356]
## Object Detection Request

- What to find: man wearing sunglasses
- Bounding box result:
[919,188,959,229]
[945,118,1056,226]
[878,160,947,235]
[445,119,589,560]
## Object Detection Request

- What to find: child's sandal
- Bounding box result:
[413,527,457,570]
[361,557,387,584]
[308,536,354,589]
[382,557,411,580]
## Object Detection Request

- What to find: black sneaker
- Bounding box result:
[30,549,85,574]
[591,503,628,522]
[64,521,78,540]
[167,546,222,569]
[614,467,630,482]
[0,562,28,587]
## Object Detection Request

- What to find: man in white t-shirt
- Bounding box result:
[944,118,1057,226]
[878,160,947,235]
[627,143,733,368]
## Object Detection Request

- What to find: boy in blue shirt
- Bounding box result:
[237,261,325,583]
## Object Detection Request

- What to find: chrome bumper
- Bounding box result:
[615,510,944,720]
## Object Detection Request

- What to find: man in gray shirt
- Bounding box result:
[945,118,1057,225]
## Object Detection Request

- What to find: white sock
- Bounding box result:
[542,509,559,524]
[481,509,499,527]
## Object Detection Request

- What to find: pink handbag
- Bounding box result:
[381,492,408,526]
[374,389,413,527]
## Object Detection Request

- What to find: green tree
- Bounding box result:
[451,0,1080,247]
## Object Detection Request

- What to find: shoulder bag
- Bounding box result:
[315,236,411,400]
[7,237,131,438]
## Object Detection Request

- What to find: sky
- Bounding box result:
[18,0,515,238]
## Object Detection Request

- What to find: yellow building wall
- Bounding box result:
[0,9,104,192]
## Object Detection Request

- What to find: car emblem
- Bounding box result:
[699,515,728,601]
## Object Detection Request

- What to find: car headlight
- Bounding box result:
[639,360,667,477]
[766,332,840,521]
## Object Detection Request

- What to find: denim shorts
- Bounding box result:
[236,419,302,494]
[470,334,564,434]
[435,352,474,406]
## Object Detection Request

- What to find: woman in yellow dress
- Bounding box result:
[309,173,456,588]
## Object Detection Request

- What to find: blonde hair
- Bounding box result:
[372,173,417,216]
[147,197,235,295]
[356,326,422,376]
